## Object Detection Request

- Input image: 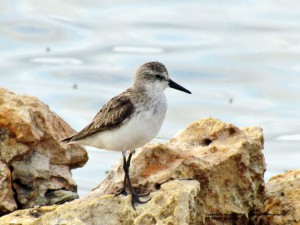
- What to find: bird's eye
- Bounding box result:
[155,74,162,79]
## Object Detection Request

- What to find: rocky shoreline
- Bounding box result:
[0,88,298,225]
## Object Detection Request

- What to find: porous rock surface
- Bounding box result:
[252,170,300,225]
[0,161,16,214]
[0,88,88,214]
[0,118,266,225]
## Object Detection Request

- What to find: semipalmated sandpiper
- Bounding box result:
[63,61,191,208]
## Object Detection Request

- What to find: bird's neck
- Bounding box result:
[133,85,164,98]
[132,85,165,104]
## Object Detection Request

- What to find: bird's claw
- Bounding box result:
[115,187,129,196]
[131,192,151,209]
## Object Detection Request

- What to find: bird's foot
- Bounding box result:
[115,187,129,196]
[131,192,151,209]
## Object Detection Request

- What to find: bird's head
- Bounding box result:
[133,61,191,95]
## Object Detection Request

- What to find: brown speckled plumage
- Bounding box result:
[62,88,134,142]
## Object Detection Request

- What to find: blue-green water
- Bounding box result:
[1,0,300,197]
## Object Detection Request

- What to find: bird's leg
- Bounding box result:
[115,151,129,196]
[125,151,151,209]
[126,152,149,196]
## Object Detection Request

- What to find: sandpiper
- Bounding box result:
[62,61,191,208]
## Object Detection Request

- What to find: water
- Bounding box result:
[1,0,299,197]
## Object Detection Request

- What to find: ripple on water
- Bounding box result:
[31,57,83,65]
[0,17,91,55]
[0,20,66,42]
[112,46,164,53]
[276,134,300,141]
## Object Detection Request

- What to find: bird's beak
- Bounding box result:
[169,79,191,94]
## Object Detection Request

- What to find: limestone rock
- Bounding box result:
[0,180,201,225]
[0,161,17,215]
[90,118,266,224]
[0,118,265,224]
[0,88,88,214]
[252,170,300,225]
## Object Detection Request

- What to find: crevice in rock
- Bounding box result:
[202,138,212,146]
[155,183,161,190]
[228,127,236,135]
[12,178,32,209]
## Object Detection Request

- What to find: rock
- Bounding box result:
[0,118,265,224]
[91,118,266,224]
[0,205,58,225]
[0,180,201,225]
[252,170,300,225]
[0,161,17,215]
[0,88,88,214]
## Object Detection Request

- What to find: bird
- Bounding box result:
[62,61,191,209]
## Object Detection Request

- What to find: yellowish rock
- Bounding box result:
[92,118,265,220]
[252,170,300,225]
[0,88,88,214]
[0,180,200,225]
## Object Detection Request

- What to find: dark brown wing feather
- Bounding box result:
[62,89,134,142]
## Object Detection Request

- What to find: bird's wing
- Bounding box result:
[62,89,134,142]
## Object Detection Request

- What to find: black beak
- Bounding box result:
[169,79,191,94]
